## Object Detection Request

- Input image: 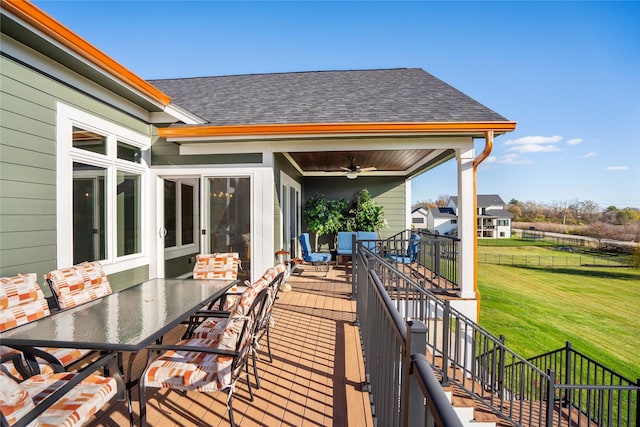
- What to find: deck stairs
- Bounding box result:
[444,390,497,427]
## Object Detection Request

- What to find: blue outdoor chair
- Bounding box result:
[336,231,355,266]
[299,233,331,272]
[388,233,421,264]
[356,231,379,254]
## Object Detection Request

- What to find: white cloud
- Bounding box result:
[606,166,629,171]
[504,135,562,146]
[484,156,497,164]
[508,144,561,153]
[567,138,583,145]
[582,151,597,158]
[504,135,563,154]
[497,153,531,164]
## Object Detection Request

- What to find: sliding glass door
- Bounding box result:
[207,177,251,280]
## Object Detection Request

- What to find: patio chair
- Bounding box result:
[139,287,270,427]
[0,273,92,380]
[336,231,355,266]
[356,231,379,254]
[299,233,331,272]
[192,252,240,280]
[45,262,112,310]
[0,351,124,427]
[388,233,421,264]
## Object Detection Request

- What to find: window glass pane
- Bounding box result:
[208,177,251,280]
[117,171,141,256]
[117,141,141,163]
[164,180,177,248]
[73,127,106,155]
[181,184,194,245]
[73,163,107,264]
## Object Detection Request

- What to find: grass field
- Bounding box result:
[476,243,640,381]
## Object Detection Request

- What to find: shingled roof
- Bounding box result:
[149,68,509,126]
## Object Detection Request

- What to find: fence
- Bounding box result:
[354,242,639,427]
[478,253,629,268]
[519,342,639,426]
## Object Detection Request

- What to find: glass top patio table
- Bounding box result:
[0,278,238,352]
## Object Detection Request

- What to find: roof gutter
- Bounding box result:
[2,0,171,107]
[159,121,517,139]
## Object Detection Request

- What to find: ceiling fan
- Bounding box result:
[340,156,376,179]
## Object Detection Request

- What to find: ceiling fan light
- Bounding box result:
[346,172,358,180]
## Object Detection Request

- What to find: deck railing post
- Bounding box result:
[441,301,451,387]
[564,341,573,407]
[546,369,556,427]
[403,320,428,427]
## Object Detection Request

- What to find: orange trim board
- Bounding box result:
[159,122,518,138]
[2,0,171,106]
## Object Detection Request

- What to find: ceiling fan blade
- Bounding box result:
[339,167,352,172]
[360,166,377,172]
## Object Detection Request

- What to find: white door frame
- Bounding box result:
[152,166,274,282]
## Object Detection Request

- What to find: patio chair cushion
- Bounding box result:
[336,231,355,255]
[356,231,379,253]
[143,337,237,392]
[0,369,118,427]
[45,262,112,310]
[299,233,331,263]
[193,253,239,280]
[0,274,50,331]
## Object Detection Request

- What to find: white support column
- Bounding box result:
[456,145,477,300]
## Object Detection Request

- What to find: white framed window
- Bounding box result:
[163,178,199,259]
[56,103,150,273]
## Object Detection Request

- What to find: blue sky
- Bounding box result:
[33,0,640,209]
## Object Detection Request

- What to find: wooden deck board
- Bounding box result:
[87,265,374,426]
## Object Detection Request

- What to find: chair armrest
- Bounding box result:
[147,344,238,358]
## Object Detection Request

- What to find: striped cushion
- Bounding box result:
[190,313,248,351]
[45,262,112,310]
[0,370,117,427]
[193,253,239,280]
[0,370,35,426]
[0,274,50,332]
[143,338,236,391]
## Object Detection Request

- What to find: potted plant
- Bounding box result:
[303,194,348,250]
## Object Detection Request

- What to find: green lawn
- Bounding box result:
[477,244,640,381]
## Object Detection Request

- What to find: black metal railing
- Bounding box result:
[513,341,640,426]
[355,248,463,427]
[354,243,639,427]
[359,229,459,294]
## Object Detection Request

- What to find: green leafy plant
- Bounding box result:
[303,194,348,250]
[345,189,387,232]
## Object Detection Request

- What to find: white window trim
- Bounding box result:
[279,171,301,253]
[56,102,151,274]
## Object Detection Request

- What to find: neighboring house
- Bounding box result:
[0,1,515,318]
[410,207,429,230]
[426,207,458,236]
[448,195,512,238]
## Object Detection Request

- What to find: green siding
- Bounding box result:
[151,137,262,165]
[165,253,198,278]
[303,176,407,240]
[0,54,151,280]
[108,266,150,292]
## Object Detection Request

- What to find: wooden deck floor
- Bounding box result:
[88,265,374,426]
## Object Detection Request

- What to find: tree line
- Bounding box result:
[412,196,640,242]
